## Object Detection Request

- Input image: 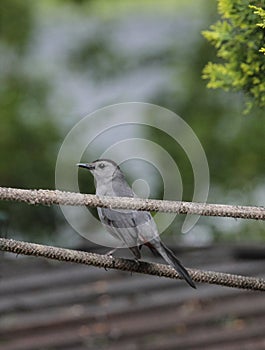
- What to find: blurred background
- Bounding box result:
[0,0,264,245]
[0,1,265,349]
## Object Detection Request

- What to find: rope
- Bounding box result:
[0,187,264,291]
[0,238,264,291]
[0,186,264,220]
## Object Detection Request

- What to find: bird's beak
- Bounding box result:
[76,163,95,170]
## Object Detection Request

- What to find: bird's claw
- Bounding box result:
[134,258,140,266]
[106,248,117,256]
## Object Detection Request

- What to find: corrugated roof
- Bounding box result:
[0,244,264,350]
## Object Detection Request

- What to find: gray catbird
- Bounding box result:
[77,159,196,288]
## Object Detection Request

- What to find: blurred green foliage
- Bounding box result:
[67,28,126,81]
[0,0,33,52]
[0,0,61,239]
[202,0,265,113]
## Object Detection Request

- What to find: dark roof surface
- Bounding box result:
[0,244,264,350]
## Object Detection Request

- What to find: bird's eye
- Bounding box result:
[99,163,105,169]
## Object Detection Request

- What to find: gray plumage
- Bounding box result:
[77,159,196,288]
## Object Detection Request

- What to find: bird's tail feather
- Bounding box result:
[158,242,196,289]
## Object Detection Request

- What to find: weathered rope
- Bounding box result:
[0,238,264,291]
[1,187,264,290]
[0,186,264,220]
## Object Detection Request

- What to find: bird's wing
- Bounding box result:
[98,207,154,248]
[98,170,160,249]
[133,213,161,245]
[101,208,153,227]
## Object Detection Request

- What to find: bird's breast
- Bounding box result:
[95,179,115,196]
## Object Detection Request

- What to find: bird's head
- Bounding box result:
[77,159,121,183]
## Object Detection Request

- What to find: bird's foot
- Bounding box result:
[130,258,140,275]
[105,248,117,257]
[134,258,140,266]
[103,249,117,270]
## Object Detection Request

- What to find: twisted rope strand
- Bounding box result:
[0,186,264,220]
[0,187,264,290]
[0,238,264,291]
